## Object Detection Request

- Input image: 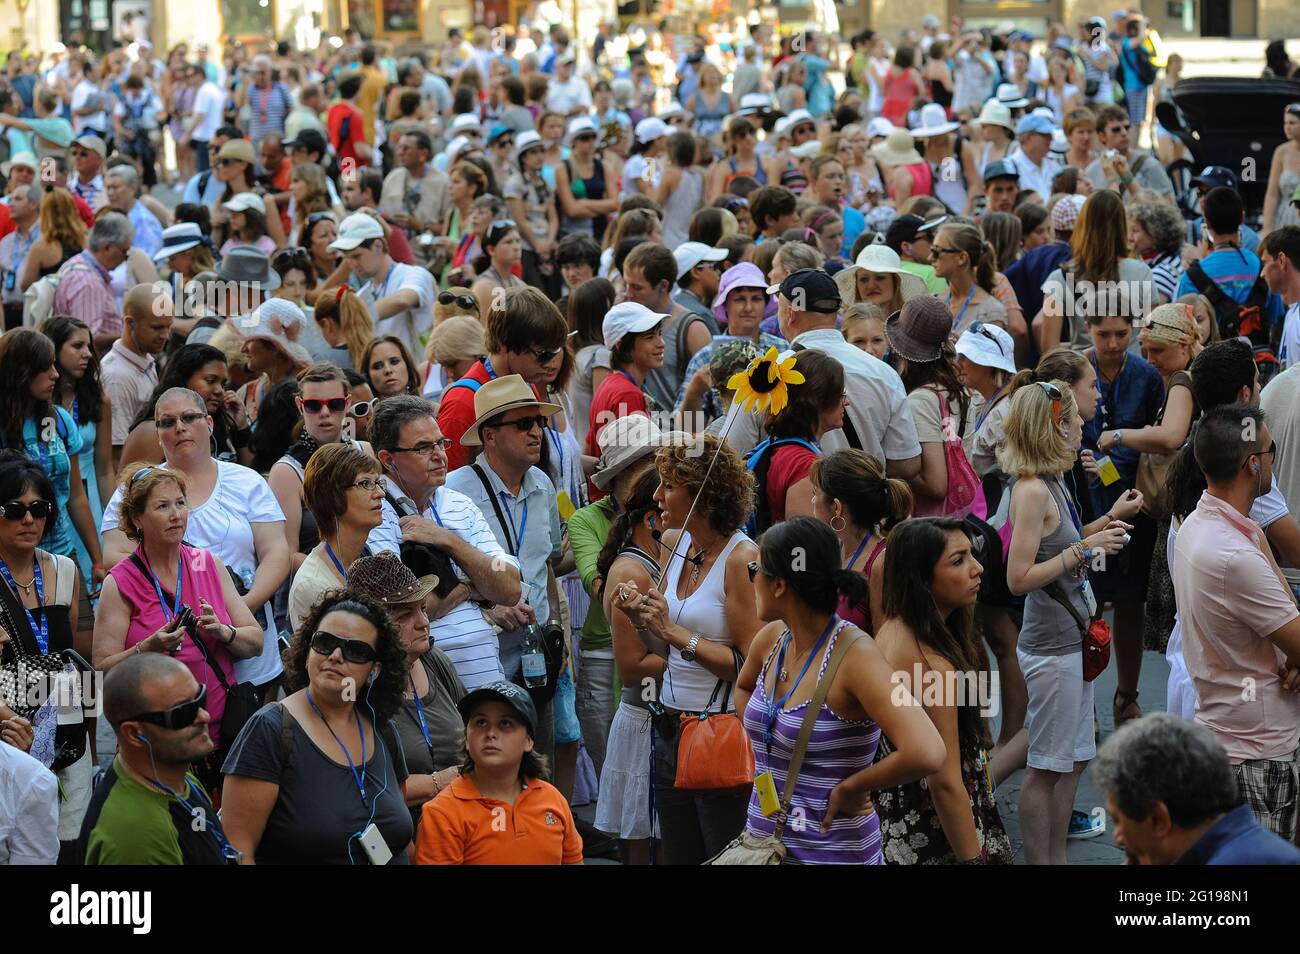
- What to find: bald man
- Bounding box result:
[102,283,174,466]
[77,654,235,864]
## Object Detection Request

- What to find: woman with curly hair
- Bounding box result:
[221,590,414,865]
[1128,199,1187,304]
[20,187,87,291]
[612,432,762,865]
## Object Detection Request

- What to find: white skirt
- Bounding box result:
[595,702,658,840]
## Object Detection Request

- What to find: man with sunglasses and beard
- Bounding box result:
[78,654,237,864]
[446,375,564,764]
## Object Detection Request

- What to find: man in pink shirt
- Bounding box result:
[53,210,133,352]
[1173,403,1300,839]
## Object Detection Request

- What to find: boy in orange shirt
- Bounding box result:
[414,682,584,865]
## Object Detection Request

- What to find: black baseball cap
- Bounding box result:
[767,268,841,314]
[983,159,1020,184]
[1190,165,1237,191]
[885,214,947,251]
[283,129,328,157]
[457,680,538,737]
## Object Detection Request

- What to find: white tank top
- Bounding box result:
[659,529,749,712]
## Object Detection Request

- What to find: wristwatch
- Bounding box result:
[681,633,703,662]
[1112,430,1124,447]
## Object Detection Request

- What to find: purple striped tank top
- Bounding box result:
[741,625,883,864]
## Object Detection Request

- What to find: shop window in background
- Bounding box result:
[382,0,419,32]
[347,0,376,35]
[223,0,277,38]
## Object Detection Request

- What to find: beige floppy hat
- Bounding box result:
[459,374,562,447]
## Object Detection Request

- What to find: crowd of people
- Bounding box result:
[2,11,1300,868]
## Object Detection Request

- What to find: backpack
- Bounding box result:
[743,437,821,538]
[1185,258,1278,383]
[910,387,987,521]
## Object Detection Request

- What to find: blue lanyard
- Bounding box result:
[0,556,47,653]
[143,549,184,622]
[71,396,79,425]
[324,541,372,579]
[307,688,369,806]
[146,775,243,863]
[974,386,1005,432]
[408,672,435,759]
[617,369,639,389]
[949,283,977,335]
[500,493,528,553]
[765,615,839,758]
[1058,477,1084,538]
[1090,351,1124,432]
[846,533,873,572]
[482,355,499,380]
[376,261,398,299]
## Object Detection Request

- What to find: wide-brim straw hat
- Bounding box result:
[836,245,928,303]
[460,374,562,447]
[871,129,923,166]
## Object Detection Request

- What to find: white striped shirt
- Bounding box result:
[367,485,518,690]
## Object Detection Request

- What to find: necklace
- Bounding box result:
[10,573,35,594]
[686,537,719,589]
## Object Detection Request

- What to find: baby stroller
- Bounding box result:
[1154,76,1300,223]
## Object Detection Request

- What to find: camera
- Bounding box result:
[173,605,201,642]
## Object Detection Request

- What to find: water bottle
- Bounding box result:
[521,625,547,689]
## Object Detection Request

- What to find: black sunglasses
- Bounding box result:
[969,321,1006,354]
[439,291,477,310]
[747,560,774,582]
[307,211,336,225]
[121,684,207,730]
[302,397,348,414]
[527,347,561,364]
[1,499,51,521]
[489,414,548,433]
[273,246,309,264]
[310,631,379,664]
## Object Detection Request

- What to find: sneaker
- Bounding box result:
[1067,809,1106,840]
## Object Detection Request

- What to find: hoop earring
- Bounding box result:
[830,513,846,533]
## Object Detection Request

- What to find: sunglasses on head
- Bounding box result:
[1,499,51,521]
[490,218,517,231]
[439,291,477,310]
[1035,380,1063,423]
[121,684,207,731]
[302,397,348,414]
[310,630,378,664]
[490,414,548,433]
[307,211,336,225]
[747,560,775,582]
[274,246,308,263]
[969,321,1006,354]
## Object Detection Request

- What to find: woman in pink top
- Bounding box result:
[92,463,265,755]
[810,449,913,635]
[880,47,924,126]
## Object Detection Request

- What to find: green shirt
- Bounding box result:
[569,498,614,651]
[78,757,228,865]
[902,260,949,295]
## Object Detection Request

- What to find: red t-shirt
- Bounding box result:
[437,361,549,472]
[386,223,415,265]
[586,371,648,458]
[764,443,819,525]
[0,203,12,241]
[328,102,369,169]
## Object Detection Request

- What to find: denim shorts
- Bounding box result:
[554,667,581,745]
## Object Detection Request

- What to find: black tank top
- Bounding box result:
[566,157,608,242]
[39,242,83,280]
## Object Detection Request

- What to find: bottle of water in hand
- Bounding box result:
[521,625,547,689]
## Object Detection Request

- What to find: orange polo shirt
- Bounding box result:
[413,774,584,865]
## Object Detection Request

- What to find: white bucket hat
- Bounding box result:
[911,103,959,138]
[836,244,927,303]
[975,99,1014,132]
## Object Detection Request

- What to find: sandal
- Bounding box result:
[1113,688,1142,728]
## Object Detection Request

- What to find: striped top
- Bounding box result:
[367,484,520,690]
[741,626,883,865]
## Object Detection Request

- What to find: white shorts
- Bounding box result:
[1019,649,1096,773]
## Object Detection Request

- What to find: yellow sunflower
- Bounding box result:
[727,347,805,416]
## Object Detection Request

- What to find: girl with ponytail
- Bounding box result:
[732,516,947,865]
[594,468,666,864]
[872,517,1014,865]
[312,286,375,372]
[809,449,912,634]
[929,222,1007,337]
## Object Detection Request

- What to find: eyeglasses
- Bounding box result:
[490,218,517,231]
[307,211,336,225]
[1257,440,1277,461]
[391,438,451,456]
[273,246,309,264]
[0,499,51,521]
[1035,380,1063,423]
[120,684,207,731]
[351,475,387,494]
[928,245,962,259]
[302,397,348,414]
[156,410,207,430]
[439,291,478,310]
[746,561,774,582]
[489,414,548,433]
[792,124,815,137]
[493,138,515,148]
[309,631,378,664]
[70,149,90,159]
[573,132,598,142]
[349,399,373,418]
[969,321,1005,354]
[215,157,244,168]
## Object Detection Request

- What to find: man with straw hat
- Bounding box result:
[446,374,565,758]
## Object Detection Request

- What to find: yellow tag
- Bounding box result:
[754,770,781,817]
[1096,455,1121,487]
[557,490,576,522]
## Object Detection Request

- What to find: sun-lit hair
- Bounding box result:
[654,432,755,535]
[997,379,1079,477]
[116,461,191,542]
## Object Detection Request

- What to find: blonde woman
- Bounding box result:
[1177,293,1219,346]
[422,314,486,404]
[269,162,336,246]
[1001,381,1138,865]
[20,187,87,291]
[833,244,926,315]
[312,286,375,372]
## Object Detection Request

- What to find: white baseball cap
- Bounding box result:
[514,129,546,162]
[450,113,484,137]
[635,117,670,145]
[564,116,598,146]
[866,117,896,139]
[328,212,386,252]
[603,301,668,349]
[673,242,727,279]
[223,192,267,216]
[955,322,1016,375]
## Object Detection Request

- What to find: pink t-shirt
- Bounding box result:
[1172,491,1300,763]
[109,545,238,747]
